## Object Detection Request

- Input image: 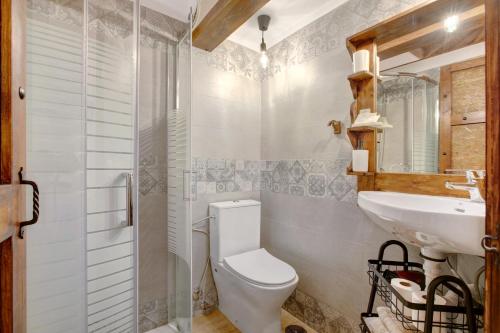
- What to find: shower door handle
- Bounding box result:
[18,167,40,239]
[126,172,133,227]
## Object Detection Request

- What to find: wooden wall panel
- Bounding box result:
[439,58,486,173]
[451,123,486,170]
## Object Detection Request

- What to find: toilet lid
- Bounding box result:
[223,248,297,286]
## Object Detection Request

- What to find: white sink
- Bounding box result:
[358,191,485,257]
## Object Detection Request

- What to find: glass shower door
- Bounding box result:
[85,0,138,331]
[26,1,192,332]
[137,4,192,333]
[168,27,193,333]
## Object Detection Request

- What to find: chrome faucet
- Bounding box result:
[445,170,485,203]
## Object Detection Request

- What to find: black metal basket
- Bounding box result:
[361,240,483,333]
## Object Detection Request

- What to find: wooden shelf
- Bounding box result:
[348,126,378,133]
[346,167,375,176]
[348,71,374,82]
[347,127,377,172]
[348,71,375,99]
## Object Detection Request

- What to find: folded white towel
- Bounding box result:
[377,306,418,333]
[365,317,389,333]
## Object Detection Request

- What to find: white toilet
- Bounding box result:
[209,200,298,333]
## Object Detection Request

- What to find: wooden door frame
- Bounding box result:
[0,0,12,184]
[0,0,26,332]
[485,0,500,332]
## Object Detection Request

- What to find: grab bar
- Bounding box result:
[18,167,39,239]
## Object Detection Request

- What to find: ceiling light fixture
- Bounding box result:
[258,15,271,69]
[444,15,459,33]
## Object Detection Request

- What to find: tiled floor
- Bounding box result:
[146,324,177,333]
[192,309,319,333]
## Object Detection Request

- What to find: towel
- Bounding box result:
[377,306,418,333]
[365,317,389,333]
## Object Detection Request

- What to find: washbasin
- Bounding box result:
[358,191,485,257]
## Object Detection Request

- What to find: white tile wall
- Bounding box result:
[191,44,262,313]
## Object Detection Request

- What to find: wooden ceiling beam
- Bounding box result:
[193,0,270,52]
[347,0,484,55]
[378,5,485,60]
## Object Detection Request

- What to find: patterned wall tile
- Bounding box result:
[139,298,168,333]
[284,290,356,333]
[264,0,425,79]
[192,157,357,204]
[307,174,327,197]
[193,40,263,81]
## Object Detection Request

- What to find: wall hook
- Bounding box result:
[327,120,342,134]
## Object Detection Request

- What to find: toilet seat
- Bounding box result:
[223,248,297,287]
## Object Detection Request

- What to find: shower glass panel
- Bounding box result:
[25,0,192,332]
[26,1,86,331]
[138,5,192,333]
[169,23,193,333]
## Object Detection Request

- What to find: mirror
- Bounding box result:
[375,3,485,174]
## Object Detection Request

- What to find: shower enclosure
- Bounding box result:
[377,73,440,173]
[25,0,192,332]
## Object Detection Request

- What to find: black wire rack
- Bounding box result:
[359,240,483,333]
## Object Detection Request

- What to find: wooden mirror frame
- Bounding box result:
[345,0,486,197]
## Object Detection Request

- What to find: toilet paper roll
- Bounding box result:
[353,50,370,73]
[391,278,420,318]
[411,291,447,333]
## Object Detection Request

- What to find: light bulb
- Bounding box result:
[444,15,459,33]
[260,51,269,69]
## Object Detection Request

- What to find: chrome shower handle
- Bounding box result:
[126,172,133,227]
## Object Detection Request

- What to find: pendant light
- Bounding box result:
[258,15,271,69]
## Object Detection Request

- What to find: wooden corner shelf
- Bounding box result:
[346,167,375,176]
[347,126,378,132]
[347,127,378,148]
[345,39,378,188]
[348,71,376,99]
[347,127,378,173]
[348,71,374,82]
